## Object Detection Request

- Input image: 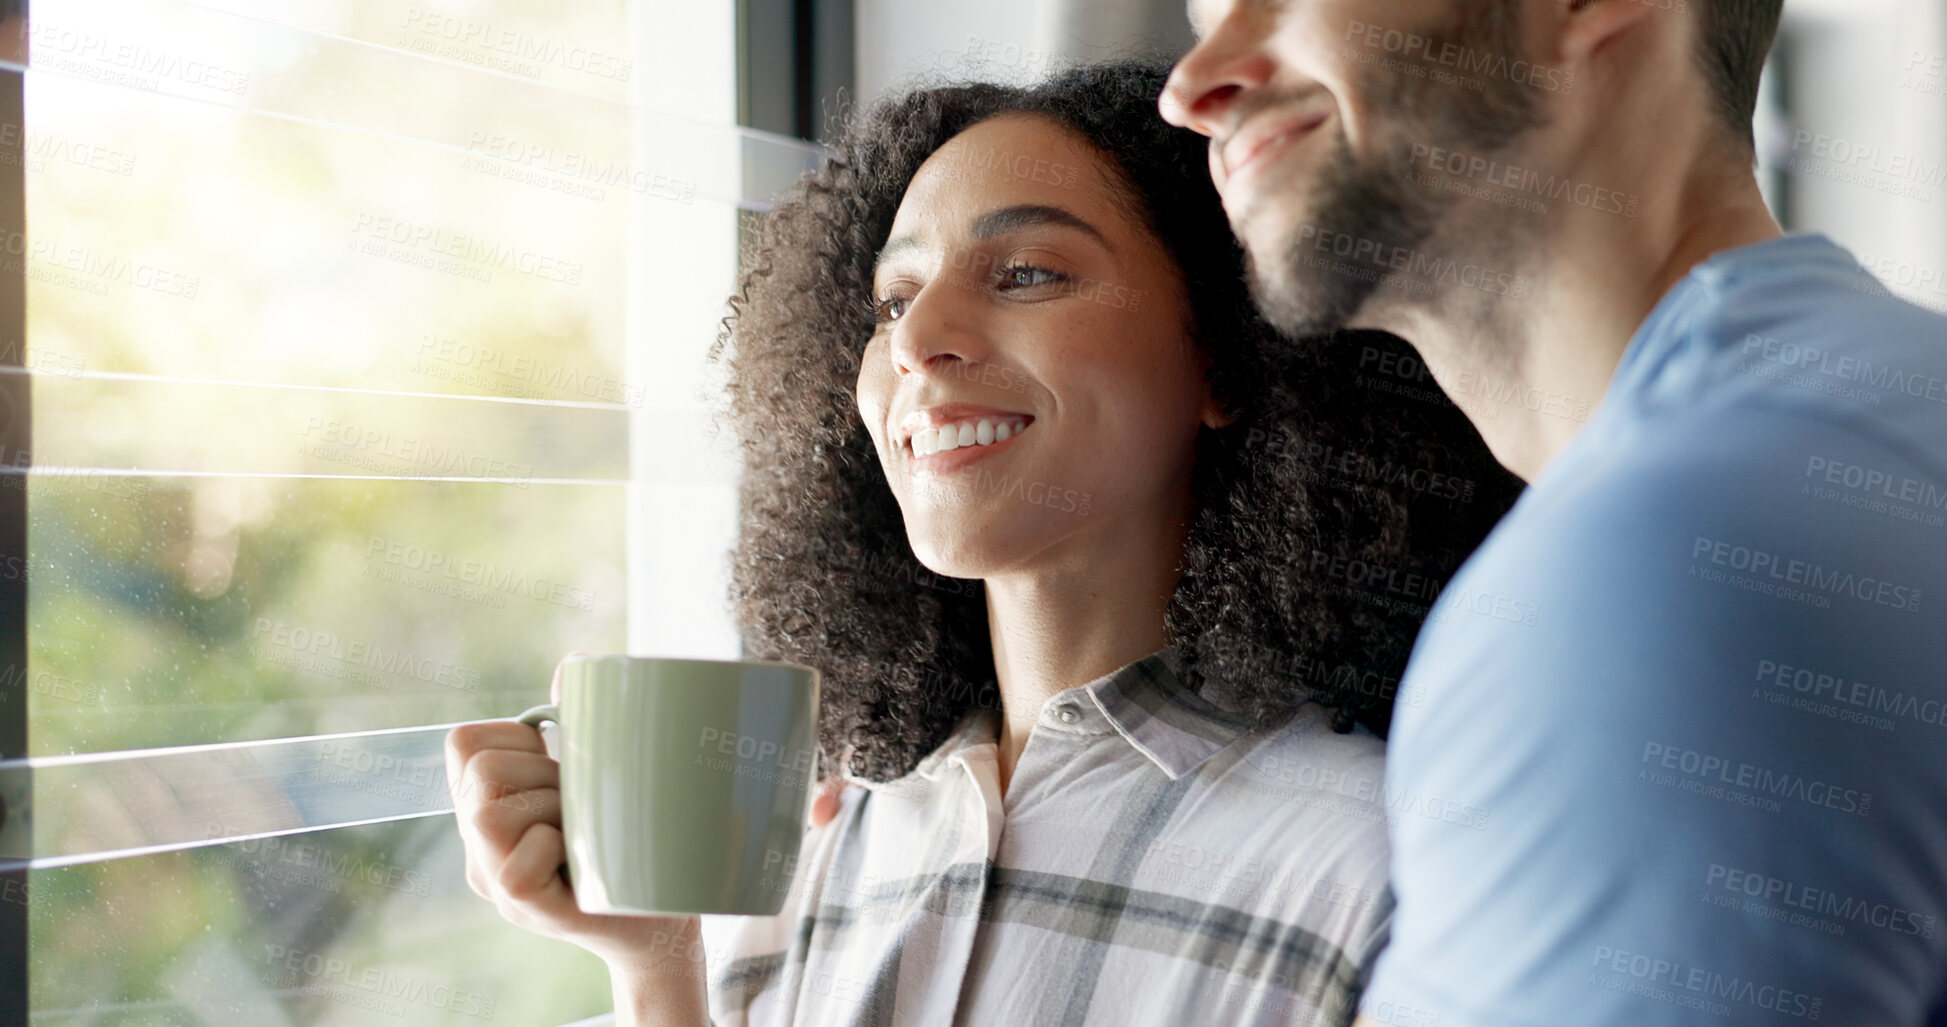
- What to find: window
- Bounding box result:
[0,0,821,1022]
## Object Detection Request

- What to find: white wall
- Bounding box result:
[854,0,1192,105]
[1765,0,1947,313]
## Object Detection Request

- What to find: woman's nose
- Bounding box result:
[887,282,988,378]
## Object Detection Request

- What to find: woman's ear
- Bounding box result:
[1200,393,1236,430]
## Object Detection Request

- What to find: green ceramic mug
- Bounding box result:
[517,654,820,916]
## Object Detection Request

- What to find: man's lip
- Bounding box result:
[1221,111,1330,192]
[897,402,1034,445]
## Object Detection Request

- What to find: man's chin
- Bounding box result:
[1242,230,1369,339]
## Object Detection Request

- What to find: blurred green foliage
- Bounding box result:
[18,0,679,1021]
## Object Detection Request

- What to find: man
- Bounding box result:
[1162,2,1947,1025]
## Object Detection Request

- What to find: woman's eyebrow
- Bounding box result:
[971,204,1112,250]
[874,203,1113,272]
[874,235,925,272]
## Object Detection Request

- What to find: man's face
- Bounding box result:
[1161,0,1542,336]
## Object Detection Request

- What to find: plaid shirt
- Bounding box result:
[701,647,1394,1026]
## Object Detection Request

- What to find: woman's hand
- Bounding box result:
[811,776,846,827]
[446,656,850,1023]
[445,657,709,1021]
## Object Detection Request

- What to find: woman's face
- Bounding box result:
[857,113,1225,580]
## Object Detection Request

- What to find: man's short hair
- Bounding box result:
[1693,0,1785,151]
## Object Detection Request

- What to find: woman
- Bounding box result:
[447,61,1520,1026]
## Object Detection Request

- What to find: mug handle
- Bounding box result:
[513,703,571,887]
[517,704,560,729]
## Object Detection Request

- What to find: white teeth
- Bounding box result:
[909,418,1030,457]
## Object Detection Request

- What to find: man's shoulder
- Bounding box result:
[1628,240,1947,476]
[1481,392,1940,595]
[1402,390,1945,778]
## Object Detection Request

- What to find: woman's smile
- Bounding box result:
[901,403,1036,477]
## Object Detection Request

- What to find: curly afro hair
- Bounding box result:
[711,59,1523,783]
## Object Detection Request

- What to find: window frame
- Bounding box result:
[0,0,843,1022]
[1,0,30,1021]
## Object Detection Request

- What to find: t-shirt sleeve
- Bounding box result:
[1359,412,1947,1027]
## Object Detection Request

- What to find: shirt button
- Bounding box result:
[1055,704,1080,724]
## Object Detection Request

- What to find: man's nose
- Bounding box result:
[1160,19,1274,138]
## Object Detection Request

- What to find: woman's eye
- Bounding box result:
[997,264,1066,290]
[874,296,909,323]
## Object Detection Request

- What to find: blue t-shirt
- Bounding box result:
[1360,234,1947,1027]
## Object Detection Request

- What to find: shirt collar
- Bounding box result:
[842,646,1259,791]
[1081,646,1258,780]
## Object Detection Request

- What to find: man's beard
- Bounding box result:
[1244,3,1543,338]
